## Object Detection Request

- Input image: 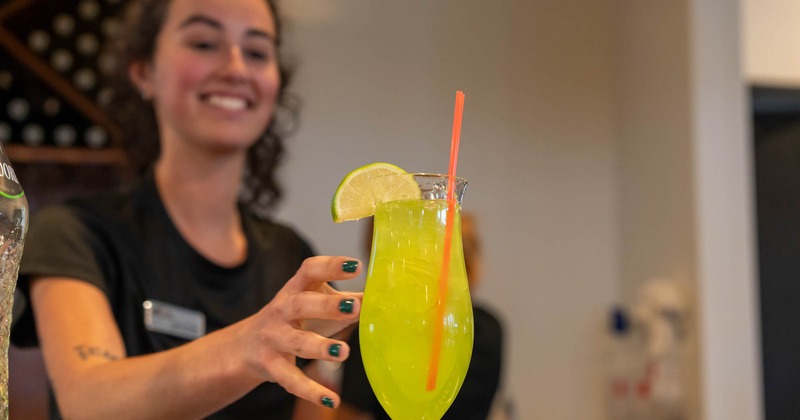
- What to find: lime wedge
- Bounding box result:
[331,162,420,223]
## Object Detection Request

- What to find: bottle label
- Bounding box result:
[0,146,23,199]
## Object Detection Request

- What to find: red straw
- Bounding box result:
[427,91,465,391]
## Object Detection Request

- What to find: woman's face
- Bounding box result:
[132,0,280,153]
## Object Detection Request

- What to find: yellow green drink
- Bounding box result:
[360,174,473,419]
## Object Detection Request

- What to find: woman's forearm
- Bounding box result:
[54,320,262,420]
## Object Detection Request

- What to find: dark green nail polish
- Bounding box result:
[339,299,354,314]
[342,260,358,273]
[328,343,341,357]
[321,396,334,408]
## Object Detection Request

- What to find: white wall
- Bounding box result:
[275,1,618,419]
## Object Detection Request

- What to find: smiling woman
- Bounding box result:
[128,2,281,160]
[9,0,363,419]
[104,0,294,212]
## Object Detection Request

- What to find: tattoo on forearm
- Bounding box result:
[73,345,120,362]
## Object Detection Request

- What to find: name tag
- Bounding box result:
[143,299,206,340]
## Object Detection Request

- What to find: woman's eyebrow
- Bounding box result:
[179,14,222,30]
[179,13,275,42]
[246,28,275,42]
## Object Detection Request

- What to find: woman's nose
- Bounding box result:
[220,46,248,81]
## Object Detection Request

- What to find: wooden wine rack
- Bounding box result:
[0,0,127,166]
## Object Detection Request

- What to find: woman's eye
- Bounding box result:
[190,41,217,51]
[245,49,270,62]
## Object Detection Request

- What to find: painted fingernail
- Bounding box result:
[321,396,335,408]
[328,343,341,357]
[339,299,354,314]
[342,260,358,273]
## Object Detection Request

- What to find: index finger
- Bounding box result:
[285,256,362,293]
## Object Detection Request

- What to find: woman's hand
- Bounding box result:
[240,256,363,408]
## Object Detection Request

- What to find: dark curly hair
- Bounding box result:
[103,0,297,214]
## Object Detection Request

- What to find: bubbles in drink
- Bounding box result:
[361,196,472,419]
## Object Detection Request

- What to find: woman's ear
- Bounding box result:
[129,60,154,100]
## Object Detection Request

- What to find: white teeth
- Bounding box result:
[207,95,247,111]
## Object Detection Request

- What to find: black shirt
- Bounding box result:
[12,174,314,419]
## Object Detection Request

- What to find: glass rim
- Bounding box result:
[370,172,468,183]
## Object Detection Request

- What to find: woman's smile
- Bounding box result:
[207,95,247,111]
[202,93,252,111]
